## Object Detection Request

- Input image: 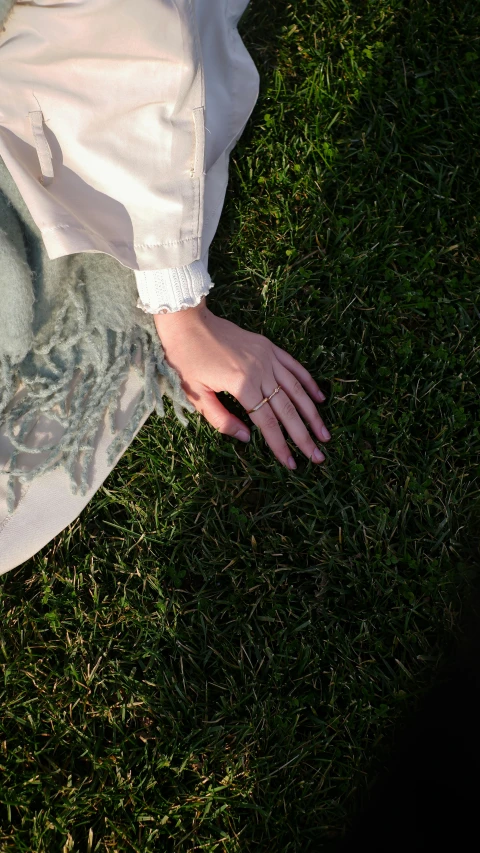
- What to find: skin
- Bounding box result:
[154,297,330,470]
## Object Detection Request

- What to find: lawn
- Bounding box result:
[1,0,480,850]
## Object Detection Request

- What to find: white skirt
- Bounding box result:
[0,366,150,575]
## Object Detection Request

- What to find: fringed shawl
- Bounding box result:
[0,0,194,515]
[0,156,194,514]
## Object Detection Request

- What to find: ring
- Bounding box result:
[247,385,282,414]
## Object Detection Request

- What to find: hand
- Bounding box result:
[154,299,330,470]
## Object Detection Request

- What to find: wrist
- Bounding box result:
[154,296,210,333]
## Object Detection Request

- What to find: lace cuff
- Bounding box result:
[134,261,214,314]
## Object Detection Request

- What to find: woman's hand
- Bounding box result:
[154,298,330,470]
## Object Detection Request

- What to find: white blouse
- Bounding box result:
[0,0,259,313]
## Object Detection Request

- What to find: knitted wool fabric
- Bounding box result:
[0,155,195,514]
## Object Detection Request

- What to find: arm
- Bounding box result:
[0,0,331,468]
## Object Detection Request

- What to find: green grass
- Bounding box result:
[1,0,480,849]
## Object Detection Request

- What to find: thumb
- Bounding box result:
[195,389,251,443]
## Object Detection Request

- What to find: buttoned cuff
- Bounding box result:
[134,261,214,315]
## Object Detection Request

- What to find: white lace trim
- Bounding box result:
[134,261,214,314]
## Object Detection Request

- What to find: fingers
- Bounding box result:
[187,344,331,469]
[244,381,325,469]
[194,389,251,442]
[268,388,326,464]
[247,399,298,469]
[273,363,330,443]
[272,344,326,403]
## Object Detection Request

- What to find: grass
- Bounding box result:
[1,0,480,849]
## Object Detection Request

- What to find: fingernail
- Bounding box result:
[321,426,331,441]
[313,447,325,462]
[317,389,326,402]
[287,456,297,470]
[234,429,250,442]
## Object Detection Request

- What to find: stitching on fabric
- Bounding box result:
[41,223,199,250]
[192,107,206,179]
[192,176,201,256]
[131,238,199,249]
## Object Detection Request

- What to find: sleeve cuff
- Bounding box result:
[134,261,214,314]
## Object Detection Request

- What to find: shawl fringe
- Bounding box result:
[0,276,194,514]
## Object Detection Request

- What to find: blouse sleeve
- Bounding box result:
[0,0,259,311]
[134,261,213,315]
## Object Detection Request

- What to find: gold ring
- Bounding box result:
[247,385,282,414]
